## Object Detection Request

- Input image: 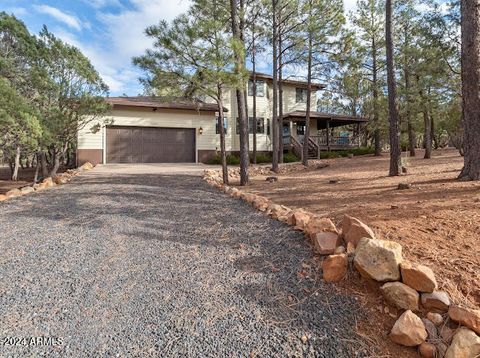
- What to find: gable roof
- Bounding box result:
[107,96,226,112]
[250,72,326,90]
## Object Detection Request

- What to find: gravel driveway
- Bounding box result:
[0,166,369,357]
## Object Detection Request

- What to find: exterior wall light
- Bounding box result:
[199,127,204,135]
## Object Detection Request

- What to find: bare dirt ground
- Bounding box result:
[0,166,66,194]
[246,148,479,357]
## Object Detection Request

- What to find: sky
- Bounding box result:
[1,0,358,96]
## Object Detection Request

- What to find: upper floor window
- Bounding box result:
[236,117,266,134]
[248,80,265,97]
[296,88,308,103]
[216,116,228,134]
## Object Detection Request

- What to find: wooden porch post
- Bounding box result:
[326,120,331,152]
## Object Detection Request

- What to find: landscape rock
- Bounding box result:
[80,162,94,171]
[20,186,35,195]
[42,177,55,187]
[445,327,480,358]
[419,342,437,358]
[421,318,438,340]
[252,196,269,211]
[305,217,338,240]
[440,326,455,343]
[285,211,295,226]
[334,245,346,254]
[448,306,480,334]
[292,209,313,230]
[436,342,448,358]
[346,241,355,254]
[389,310,427,347]
[380,282,419,311]
[401,261,437,293]
[421,291,450,312]
[322,254,348,282]
[313,232,341,255]
[353,237,402,282]
[342,215,375,247]
[0,194,7,201]
[5,188,22,198]
[53,175,68,185]
[426,312,444,326]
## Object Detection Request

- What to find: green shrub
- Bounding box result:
[283,152,300,163]
[251,153,272,164]
[207,153,240,165]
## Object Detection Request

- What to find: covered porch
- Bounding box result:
[282,111,368,159]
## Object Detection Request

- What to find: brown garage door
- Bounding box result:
[106,126,196,163]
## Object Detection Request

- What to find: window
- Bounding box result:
[236,117,266,134]
[296,88,308,103]
[296,124,306,135]
[216,116,228,134]
[248,80,265,97]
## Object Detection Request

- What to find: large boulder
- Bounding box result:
[305,217,338,239]
[400,261,437,293]
[5,188,22,198]
[389,310,427,347]
[322,254,348,282]
[267,204,284,219]
[448,306,480,335]
[445,327,480,358]
[292,209,313,230]
[421,291,450,312]
[380,282,419,311]
[252,196,269,211]
[342,215,376,247]
[20,186,35,195]
[353,237,402,282]
[80,162,94,171]
[42,177,55,187]
[313,232,342,255]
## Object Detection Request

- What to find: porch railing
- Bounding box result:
[310,135,360,148]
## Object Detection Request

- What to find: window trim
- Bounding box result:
[295,87,308,103]
[248,80,265,97]
[216,116,228,134]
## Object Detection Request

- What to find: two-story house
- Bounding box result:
[77,73,367,165]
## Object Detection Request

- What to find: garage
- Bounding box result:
[106,126,196,163]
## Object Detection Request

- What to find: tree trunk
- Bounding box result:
[302,14,313,167]
[459,0,480,180]
[271,0,279,173]
[40,151,48,178]
[217,86,229,184]
[423,108,432,159]
[49,150,61,177]
[252,32,257,165]
[11,146,21,181]
[404,68,415,157]
[34,153,40,184]
[386,0,402,176]
[230,0,249,185]
[372,32,381,156]
[430,115,438,149]
[278,33,284,164]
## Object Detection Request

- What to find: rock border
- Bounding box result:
[0,162,95,202]
[203,168,480,358]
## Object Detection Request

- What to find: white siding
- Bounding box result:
[77,107,218,153]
